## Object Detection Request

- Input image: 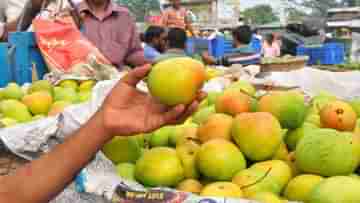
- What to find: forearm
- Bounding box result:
[0,111,111,203]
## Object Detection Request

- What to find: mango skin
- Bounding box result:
[308,176,360,203]
[295,128,360,177]
[0,99,32,123]
[147,57,206,106]
[22,91,53,115]
[197,139,247,181]
[258,91,307,130]
[215,90,252,116]
[232,112,282,161]
[320,100,357,132]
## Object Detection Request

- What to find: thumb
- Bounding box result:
[161,104,186,124]
[121,64,152,87]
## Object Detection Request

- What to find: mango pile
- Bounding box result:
[103,57,360,203]
[0,79,96,128]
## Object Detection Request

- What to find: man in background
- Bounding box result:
[162,0,195,36]
[202,25,261,66]
[155,27,188,62]
[143,26,167,61]
[0,0,44,41]
[0,0,28,23]
[78,0,147,70]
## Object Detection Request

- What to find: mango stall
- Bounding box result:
[0,56,360,203]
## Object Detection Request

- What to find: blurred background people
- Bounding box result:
[144,26,167,61]
[262,33,281,58]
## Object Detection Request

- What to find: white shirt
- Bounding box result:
[0,22,4,38]
[1,0,28,22]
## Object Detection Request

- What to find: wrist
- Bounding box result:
[87,110,114,142]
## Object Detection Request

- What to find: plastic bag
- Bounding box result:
[33,14,118,79]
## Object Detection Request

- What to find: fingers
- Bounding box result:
[161,104,186,124]
[121,64,152,87]
[179,101,199,122]
[196,91,207,102]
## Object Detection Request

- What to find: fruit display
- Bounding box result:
[101,66,360,203]
[0,79,96,128]
[3,56,360,202]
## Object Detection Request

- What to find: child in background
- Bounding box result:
[262,33,281,58]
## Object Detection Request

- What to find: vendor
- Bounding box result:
[162,0,195,36]
[78,0,148,70]
[0,65,203,203]
[202,25,261,66]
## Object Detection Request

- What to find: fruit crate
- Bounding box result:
[0,43,13,87]
[186,38,213,56]
[212,36,262,58]
[208,37,234,58]
[296,43,345,65]
[8,32,48,85]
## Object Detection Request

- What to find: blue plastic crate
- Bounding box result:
[8,32,47,85]
[296,46,308,56]
[0,43,13,87]
[210,36,234,58]
[296,43,345,65]
[321,43,345,65]
[250,37,262,54]
[186,38,213,56]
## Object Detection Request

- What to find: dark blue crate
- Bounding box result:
[8,32,47,85]
[296,46,308,56]
[186,38,213,56]
[211,37,233,58]
[321,43,345,65]
[250,37,262,54]
[308,46,324,65]
[0,43,13,87]
[296,43,345,65]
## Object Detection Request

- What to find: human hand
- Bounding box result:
[201,51,215,65]
[99,64,205,137]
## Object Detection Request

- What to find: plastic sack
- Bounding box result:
[33,15,118,79]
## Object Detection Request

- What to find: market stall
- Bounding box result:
[0,57,360,202]
[1,2,360,202]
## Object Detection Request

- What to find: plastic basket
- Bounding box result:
[0,43,13,87]
[8,32,48,85]
[296,43,345,65]
[211,37,234,58]
[186,38,213,56]
[322,43,345,65]
[250,37,262,54]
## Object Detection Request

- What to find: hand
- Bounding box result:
[98,64,205,137]
[201,51,215,65]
